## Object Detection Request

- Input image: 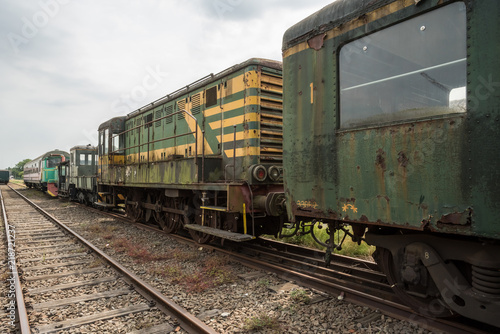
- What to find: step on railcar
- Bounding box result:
[58,145,98,205]
[96,58,287,243]
[23,150,70,196]
[282,0,500,327]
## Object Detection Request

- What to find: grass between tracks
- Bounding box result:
[152,254,237,293]
[271,223,375,260]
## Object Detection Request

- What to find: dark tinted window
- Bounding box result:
[206,86,217,108]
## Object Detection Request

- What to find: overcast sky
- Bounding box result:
[0,0,335,169]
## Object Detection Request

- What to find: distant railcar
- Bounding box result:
[0,170,9,184]
[58,145,98,204]
[97,58,286,243]
[283,0,500,327]
[24,150,69,196]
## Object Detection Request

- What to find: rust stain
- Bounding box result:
[438,211,470,226]
[307,33,326,50]
[376,195,390,202]
[375,148,386,170]
[397,151,409,167]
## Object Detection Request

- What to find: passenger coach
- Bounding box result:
[24,150,69,196]
[282,0,500,326]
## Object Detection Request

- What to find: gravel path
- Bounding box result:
[19,189,435,334]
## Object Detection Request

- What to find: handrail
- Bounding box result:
[109,109,205,182]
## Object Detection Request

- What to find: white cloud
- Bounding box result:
[0,0,334,168]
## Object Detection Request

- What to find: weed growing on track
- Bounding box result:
[243,312,282,333]
[110,237,169,262]
[152,254,236,293]
[290,288,311,304]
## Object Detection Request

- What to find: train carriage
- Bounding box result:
[58,145,98,204]
[23,150,70,196]
[97,58,286,243]
[282,0,500,326]
[0,170,9,184]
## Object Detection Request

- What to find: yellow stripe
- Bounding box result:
[204,75,261,117]
[217,131,259,143]
[283,0,416,58]
[225,147,259,158]
[205,96,259,118]
[125,143,206,163]
[210,112,259,130]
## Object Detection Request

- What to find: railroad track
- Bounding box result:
[0,185,216,334]
[19,189,497,334]
[74,201,496,334]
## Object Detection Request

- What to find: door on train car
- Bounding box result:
[110,124,125,184]
[98,128,110,184]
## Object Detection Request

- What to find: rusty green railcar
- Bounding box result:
[283,0,500,327]
[58,145,98,204]
[0,170,9,184]
[97,58,286,242]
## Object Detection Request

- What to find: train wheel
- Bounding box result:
[154,197,178,234]
[145,193,154,223]
[375,247,453,318]
[77,191,87,205]
[126,191,143,222]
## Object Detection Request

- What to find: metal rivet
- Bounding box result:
[420,26,426,31]
[363,46,368,52]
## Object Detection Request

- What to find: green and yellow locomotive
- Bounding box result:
[283,0,500,326]
[97,58,286,243]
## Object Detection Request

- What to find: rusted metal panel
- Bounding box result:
[283,0,500,239]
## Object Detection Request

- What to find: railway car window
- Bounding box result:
[80,154,87,165]
[46,157,61,168]
[104,129,109,154]
[206,86,217,108]
[339,2,466,128]
[112,135,121,154]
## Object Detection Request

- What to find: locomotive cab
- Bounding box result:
[96,116,126,208]
[58,145,98,205]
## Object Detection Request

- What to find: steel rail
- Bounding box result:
[0,189,31,334]
[8,186,216,334]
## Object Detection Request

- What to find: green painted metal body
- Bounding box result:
[282,0,500,238]
[0,170,9,184]
[99,58,283,189]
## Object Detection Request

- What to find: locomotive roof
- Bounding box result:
[126,57,282,119]
[26,150,70,164]
[98,116,127,131]
[282,0,394,50]
[70,145,97,151]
